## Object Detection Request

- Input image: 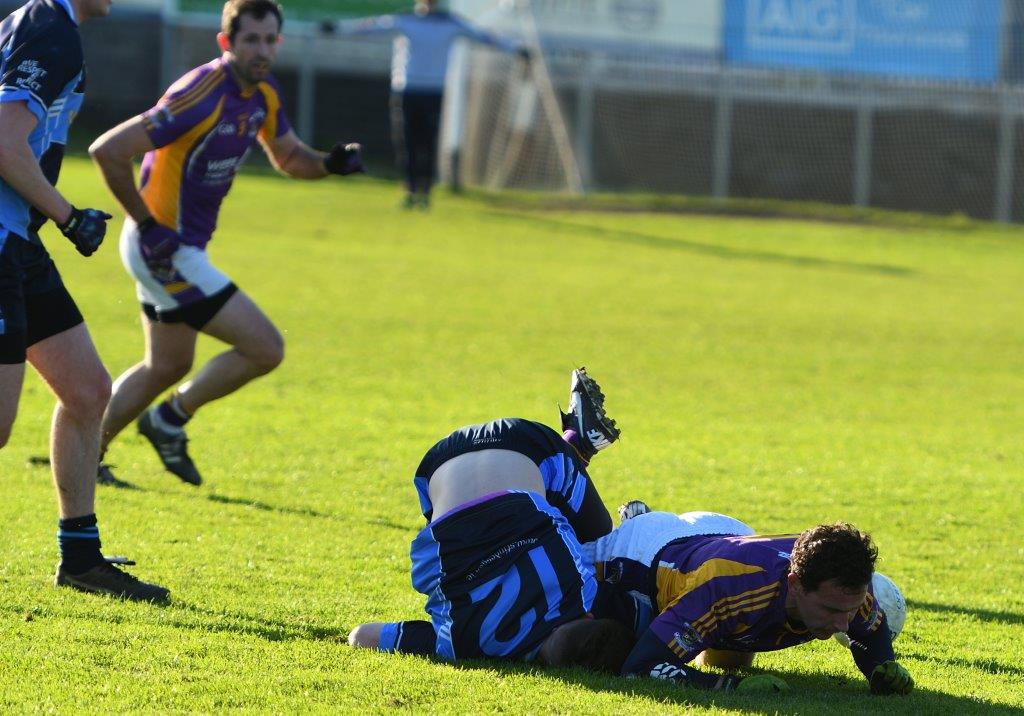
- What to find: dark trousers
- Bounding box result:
[390,90,443,194]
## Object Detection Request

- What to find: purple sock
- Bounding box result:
[562,429,592,465]
[157,395,190,428]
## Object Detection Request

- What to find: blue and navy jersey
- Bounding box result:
[0,0,84,243]
[409,490,596,662]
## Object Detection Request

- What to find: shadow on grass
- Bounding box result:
[908,599,1024,628]
[442,659,1021,715]
[203,493,415,533]
[485,210,914,277]
[205,493,339,521]
[162,601,348,643]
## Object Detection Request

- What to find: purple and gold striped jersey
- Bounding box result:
[597,533,895,687]
[138,57,291,248]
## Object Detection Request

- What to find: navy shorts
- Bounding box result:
[0,232,83,364]
[381,490,597,661]
[413,418,612,543]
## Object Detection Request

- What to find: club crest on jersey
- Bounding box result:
[150,106,175,128]
[15,60,46,92]
[671,624,703,652]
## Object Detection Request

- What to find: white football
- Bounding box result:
[834,571,906,647]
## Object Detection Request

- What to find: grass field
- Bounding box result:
[2,157,1023,713]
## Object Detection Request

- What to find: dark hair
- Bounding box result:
[222,0,283,41]
[539,618,635,674]
[791,522,878,592]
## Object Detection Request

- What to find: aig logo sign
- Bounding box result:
[745,0,855,53]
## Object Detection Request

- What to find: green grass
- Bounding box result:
[2,157,1023,713]
[179,0,409,20]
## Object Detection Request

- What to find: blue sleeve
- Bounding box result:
[342,15,400,36]
[0,22,81,122]
[847,610,897,680]
[452,15,522,53]
[621,629,721,689]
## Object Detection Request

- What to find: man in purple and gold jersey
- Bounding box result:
[89,0,363,486]
[588,517,914,695]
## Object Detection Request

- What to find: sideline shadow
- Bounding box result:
[486,210,914,277]
[908,599,1024,628]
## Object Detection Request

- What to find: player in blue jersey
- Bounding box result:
[348,369,633,669]
[0,0,168,600]
[338,0,526,208]
[89,0,363,487]
[587,511,914,694]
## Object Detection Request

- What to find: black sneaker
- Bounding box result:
[137,410,202,486]
[97,462,132,488]
[55,558,170,602]
[560,367,621,456]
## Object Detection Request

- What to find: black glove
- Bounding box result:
[58,207,112,257]
[136,217,182,282]
[324,142,364,176]
[870,660,914,695]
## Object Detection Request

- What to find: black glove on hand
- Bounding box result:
[324,142,364,176]
[58,207,112,257]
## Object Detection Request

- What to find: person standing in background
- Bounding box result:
[340,0,526,209]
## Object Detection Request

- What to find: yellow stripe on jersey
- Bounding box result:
[165,70,226,118]
[143,69,225,132]
[655,558,766,612]
[691,582,780,637]
[257,80,282,142]
[858,592,876,620]
[734,533,801,542]
[141,96,226,229]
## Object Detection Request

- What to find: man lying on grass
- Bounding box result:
[587,505,914,694]
[349,369,634,669]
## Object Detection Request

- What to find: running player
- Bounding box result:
[348,369,632,667]
[0,0,169,600]
[587,513,914,694]
[337,0,526,209]
[89,0,364,486]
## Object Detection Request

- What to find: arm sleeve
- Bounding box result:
[846,597,896,679]
[340,15,400,36]
[453,16,523,54]
[0,28,79,122]
[140,70,224,149]
[621,628,721,689]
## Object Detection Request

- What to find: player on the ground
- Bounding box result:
[89,0,364,487]
[348,368,633,667]
[336,0,526,209]
[0,0,168,600]
[587,511,914,694]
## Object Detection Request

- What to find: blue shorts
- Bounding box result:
[381,490,597,662]
[413,418,612,543]
[0,232,83,363]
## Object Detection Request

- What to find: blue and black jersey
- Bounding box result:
[0,0,84,244]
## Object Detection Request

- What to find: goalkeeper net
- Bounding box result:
[443,0,1016,222]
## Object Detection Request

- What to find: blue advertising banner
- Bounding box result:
[724,0,1004,82]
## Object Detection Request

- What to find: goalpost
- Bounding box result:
[441,0,1016,222]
